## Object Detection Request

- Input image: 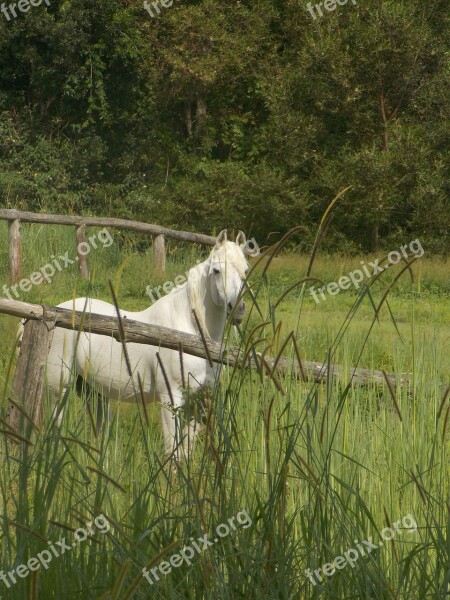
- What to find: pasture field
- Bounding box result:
[0,223,448,599]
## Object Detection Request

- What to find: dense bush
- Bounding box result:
[0,0,448,253]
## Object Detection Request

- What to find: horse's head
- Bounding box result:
[208,229,249,325]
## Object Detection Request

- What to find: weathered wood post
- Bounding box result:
[153,234,166,272]
[6,319,55,435]
[8,219,21,283]
[76,223,90,279]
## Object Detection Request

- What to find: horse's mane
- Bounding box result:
[186,261,210,338]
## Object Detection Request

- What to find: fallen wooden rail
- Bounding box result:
[1,297,411,437]
[0,298,407,387]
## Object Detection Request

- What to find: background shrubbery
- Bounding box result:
[0,0,448,253]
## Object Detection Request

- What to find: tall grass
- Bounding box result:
[0,220,448,599]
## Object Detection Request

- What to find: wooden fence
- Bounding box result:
[0,298,409,438]
[0,209,217,282]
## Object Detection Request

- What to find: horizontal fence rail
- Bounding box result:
[0,208,217,282]
[0,298,408,384]
[0,298,410,437]
[0,209,217,244]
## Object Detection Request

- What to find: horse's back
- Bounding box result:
[57,297,119,316]
[48,297,154,400]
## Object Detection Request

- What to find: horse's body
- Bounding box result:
[45,230,249,455]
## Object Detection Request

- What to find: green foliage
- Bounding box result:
[0,0,448,251]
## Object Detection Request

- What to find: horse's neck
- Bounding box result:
[190,268,227,343]
[202,289,227,343]
[142,264,227,344]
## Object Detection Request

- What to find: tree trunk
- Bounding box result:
[195,97,207,135]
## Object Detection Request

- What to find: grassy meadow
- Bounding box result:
[0,222,448,599]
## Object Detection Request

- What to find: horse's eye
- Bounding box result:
[213,268,220,274]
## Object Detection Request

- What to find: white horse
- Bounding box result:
[45,230,250,456]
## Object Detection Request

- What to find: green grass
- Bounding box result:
[0,222,448,599]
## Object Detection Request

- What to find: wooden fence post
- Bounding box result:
[6,319,55,435]
[153,234,166,272]
[76,224,90,279]
[8,219,21,283]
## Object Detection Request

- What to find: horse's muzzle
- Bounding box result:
[230,301,245,324]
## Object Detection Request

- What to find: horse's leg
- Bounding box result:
[181,393,202,452]
[160,403,179,456]
[76,376,109,435]
[159,390,199,459]
[159,392,203,459]
[181,379,212,454]
[159,397,186,458]
[47,370,72,427]
[46,327,78,427]
[184,417,202,454]
[90,392,109,435]
[48,388,67,427]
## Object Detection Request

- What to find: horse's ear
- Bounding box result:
[215,229,227,247]
[236,231,246,249]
